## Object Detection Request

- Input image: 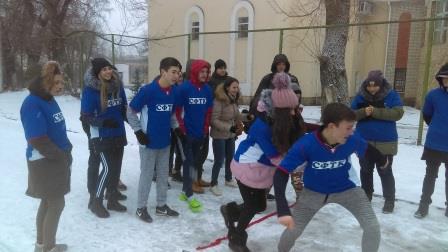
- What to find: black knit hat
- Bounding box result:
[214,59,227,69]
[91,58,113,77]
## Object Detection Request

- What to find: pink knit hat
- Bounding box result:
[271,72,298,108]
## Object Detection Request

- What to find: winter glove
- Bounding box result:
[135,130,149,145]
[102,119,119,128]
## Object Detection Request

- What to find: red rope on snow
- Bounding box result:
[196,203,296,251]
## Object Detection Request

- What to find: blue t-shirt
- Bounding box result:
[129,81,177,149]
[21,95,71,160]
[176,81,213,138]
[351,90,402,142]
[234,118,279,166]
[81,86,127,139]
[423,88,448,152]
[279,132,367,194]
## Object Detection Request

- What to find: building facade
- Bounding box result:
[147,0,448,106]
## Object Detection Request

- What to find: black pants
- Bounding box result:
[359,155,395,201]
[87,149,101,195]
[420,160,448,206]
[95,147,124,199]
[169,131,183,174]
[235,181,267,233]
[196,135,209,180]
[36,196,65,251]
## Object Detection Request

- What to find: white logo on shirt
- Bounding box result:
[156,104,173,112]
[312,159,346,170]
[107,98,122,107]
[53,112,64,123]
[189,98,207,104]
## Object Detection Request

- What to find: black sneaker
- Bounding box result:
[266,193,275,201]
[107,200,127,212]
[156,204,179,217]
[91,198,110,218]
[382,200,395,214]
[136,207,153,223]
[414,204,429,219]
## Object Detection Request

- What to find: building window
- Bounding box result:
[191,21,200,40]
[434,0,448,44]
[238,17,249,38]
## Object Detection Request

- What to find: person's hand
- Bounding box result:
[365,106,374,117]
[135,130,149,145]
[278,216,295,229]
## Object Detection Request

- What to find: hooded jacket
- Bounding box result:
[422,63,448,153]
[175,60,213,138]
[20,77,72,198]
[351,74,403,155]
[249,54,299,116]
[80,68,127,151]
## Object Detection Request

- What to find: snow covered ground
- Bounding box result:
[0,90,447,252]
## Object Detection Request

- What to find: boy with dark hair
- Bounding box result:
[274,103,388,252]
[127,57,181,223]
[175,59,213,212]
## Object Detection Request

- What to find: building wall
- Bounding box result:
[148,0,427,105]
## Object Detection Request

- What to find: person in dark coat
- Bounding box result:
[20,61,72,252]
[414,63,448,219]
[208,59,230,95]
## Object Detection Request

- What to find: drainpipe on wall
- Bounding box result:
[384,0,392,75]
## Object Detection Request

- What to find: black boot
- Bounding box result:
[88,194,94,210]
[228,230,250,252]
[365,193,373,202]
[414,203,429,219]
[107,199,127,212]
[382,199,395,214]
[105,190,127,201]
[91,198,110,218]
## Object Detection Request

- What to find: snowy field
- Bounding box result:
[0,90,447,252]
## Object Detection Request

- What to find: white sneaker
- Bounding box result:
[210,185,222,196]
[225,179,238,188]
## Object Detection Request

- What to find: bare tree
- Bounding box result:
[319,0,351,106]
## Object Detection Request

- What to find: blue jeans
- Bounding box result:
[211,138,235,186]
[182,135,206,197]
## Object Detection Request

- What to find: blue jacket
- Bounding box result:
[21,94,72,160]
[80,69,127,150]
[129,80,177,149]
[423,88,448,152]
[351,90,402,142]
[278,131,367,194]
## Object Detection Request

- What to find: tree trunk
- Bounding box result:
[319,0,350,107]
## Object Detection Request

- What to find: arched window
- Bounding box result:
[229,1,254,95]
[184,6,204,61]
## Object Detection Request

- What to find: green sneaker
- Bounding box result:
[188,198,202,213]
[179,193,188,201]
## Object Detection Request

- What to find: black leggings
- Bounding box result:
[235,181,267,233]
[36,196,65,251]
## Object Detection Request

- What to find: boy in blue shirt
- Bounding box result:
[174,59,213,212]
[274,103,388,252]
[127,57,182,223]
